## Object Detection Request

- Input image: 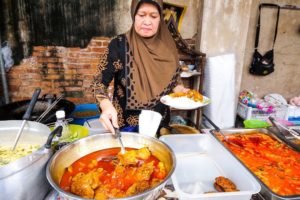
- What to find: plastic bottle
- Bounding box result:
[54,110,71,140]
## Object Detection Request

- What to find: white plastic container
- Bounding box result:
[160,134,261,200]
[83,118,107,135]
[237,102,287,121]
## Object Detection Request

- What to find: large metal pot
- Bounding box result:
[0,120,61,200]
[0,96,75,124]
[47,133,176,200]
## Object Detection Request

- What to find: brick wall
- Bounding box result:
[7,37,110,104]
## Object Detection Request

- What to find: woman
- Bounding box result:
[92,0,187,134]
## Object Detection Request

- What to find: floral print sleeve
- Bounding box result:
[92,38,119,104]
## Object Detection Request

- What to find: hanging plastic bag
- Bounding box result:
[1,41,14,72]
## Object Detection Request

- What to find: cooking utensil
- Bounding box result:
[47,132,176,200]
[36,94,64,123]
[203,113,243,148]
[268,116,300,152]
[269,116,300,139]
[0,96,75,124]
[115,127,126,154]
[202,113,229,141]
[12,88,41,151]
[0,121,62,200]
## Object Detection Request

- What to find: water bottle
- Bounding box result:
[54,110,71,140]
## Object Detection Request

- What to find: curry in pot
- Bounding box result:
[219,132,300,196]
[60,147,168,199]
[0,145,40,167]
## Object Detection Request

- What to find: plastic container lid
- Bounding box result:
[55,110,66,119]
[243,119,271,129]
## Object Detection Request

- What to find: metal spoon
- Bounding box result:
[203,113,243,148]
[202,113,229,141]
[114,128,126,154]
[269,116,300,140]
[12,88,41,151]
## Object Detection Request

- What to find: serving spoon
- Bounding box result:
[202,113,243,148]
[115,128,126,154]
[12,88,41,151]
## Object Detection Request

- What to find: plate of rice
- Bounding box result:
[160,90,210,110]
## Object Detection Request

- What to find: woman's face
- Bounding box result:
[134,3,160,38]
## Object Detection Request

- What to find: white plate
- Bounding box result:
[180,71,201,78]
[160,95,210,110]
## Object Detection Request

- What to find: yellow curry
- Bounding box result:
[0,145,40,167]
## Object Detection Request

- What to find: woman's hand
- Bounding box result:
[99,99,119,135]
[173,84,190,93]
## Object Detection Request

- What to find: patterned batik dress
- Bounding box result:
[92,34,180,129]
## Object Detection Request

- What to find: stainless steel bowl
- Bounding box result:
[47,132,176,200]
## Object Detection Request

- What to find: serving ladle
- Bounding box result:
[115,128,126,154]
[202,113,243,148]
[12,88,41,151]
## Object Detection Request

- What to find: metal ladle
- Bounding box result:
[203,113,243,148]
[115,128,126,154]
[202,113,229,141]
[12,88,41,151]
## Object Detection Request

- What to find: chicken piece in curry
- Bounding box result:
[60,147,168,200]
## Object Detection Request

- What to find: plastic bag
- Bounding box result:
[1,41,14,72]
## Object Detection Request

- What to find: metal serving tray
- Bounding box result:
[209,128,300,200]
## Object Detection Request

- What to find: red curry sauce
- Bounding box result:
[60,147,167,198]
[219,132,300,196]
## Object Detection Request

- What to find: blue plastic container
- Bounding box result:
[71,104,100,125]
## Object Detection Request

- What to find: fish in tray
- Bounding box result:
[211,128,300,200]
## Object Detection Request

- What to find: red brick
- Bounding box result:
[68,52,80,58]
[79,52,101,58]
[69,48,81,52]
[92,36,110,41]
[77,68,97,75]
[80,47,91,53]
[33,46,47,51]
[44,74,62,79]
[27,68,40,73]
[47,63,63,68]
[64,86,82,92]
[90,47,106,53]
[64,64,80,69]
[66,58,79,63]
[64,69,77,75]
[32,51,44,57]
[102,41,109,47]
[89,40,103,47]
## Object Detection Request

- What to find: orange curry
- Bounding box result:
[60,147,167,199]
[219,132,300,196]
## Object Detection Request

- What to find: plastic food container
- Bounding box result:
[71,104,100,125]
[83,118,107,135]
[160,134,261,200]
[50,124,89,142]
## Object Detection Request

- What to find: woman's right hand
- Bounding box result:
[99,99,119,135]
